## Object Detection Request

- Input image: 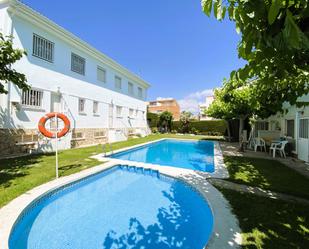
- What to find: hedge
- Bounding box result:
[172,120,227,135]
[147,112,159,128]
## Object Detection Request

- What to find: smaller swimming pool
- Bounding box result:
[110,139,215,172]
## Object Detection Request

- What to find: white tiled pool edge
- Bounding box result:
[0,139,241,249]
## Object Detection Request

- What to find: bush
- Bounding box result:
[147,112,159,128]
[151,127,159,133]
[172,120,227,135]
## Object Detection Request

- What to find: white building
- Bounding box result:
[0,0,151,156]
[199,96,214,120]
[254,95,309,162]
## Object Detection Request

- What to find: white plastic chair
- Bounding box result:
[254,137,266,152]
[269,141,288,158]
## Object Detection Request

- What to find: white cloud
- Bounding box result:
[178,89,214,114]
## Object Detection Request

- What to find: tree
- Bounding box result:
[179,111,193,133]
[207,81,256,145]
[158,111,173,133]
[201,0,309,115]
[0,33,28,94]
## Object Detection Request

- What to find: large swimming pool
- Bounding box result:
[110,139,215,172]
[9,166,214,249]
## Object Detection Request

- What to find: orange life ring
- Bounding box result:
[38,112,70,138]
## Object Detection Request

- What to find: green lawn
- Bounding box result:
[224,156,309,199]
[219,188,309,249]
[0,134,220,208]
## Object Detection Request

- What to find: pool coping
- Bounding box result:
[0,139,241,249]
[92,138,229,179]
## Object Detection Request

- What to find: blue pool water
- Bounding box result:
[9,166,214,249]
[111,139,215,172]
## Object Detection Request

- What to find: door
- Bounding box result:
[298,118,309,162]
[51,93,61,112]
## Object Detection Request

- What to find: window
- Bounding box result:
[21,89,43,108]
[286,119,294,138]
[78,98,85,113]
[129,108,134,117]
[94,131,105,137]
[116,106,122,117]
[71,53,85,75]
[255,121,269,137]
[72,132,84,139]
[97,66,106,82]
[115,76,122,90]
[138,87,143,98]
[32,34,54,62]
[299,119,309,139]
[93,101,99,114]
[128,82,134,95]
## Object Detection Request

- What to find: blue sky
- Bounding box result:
[22,0,245,113]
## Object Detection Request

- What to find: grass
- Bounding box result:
[219,188,309,249]
[224,156,309,199]
[0,134,220,208]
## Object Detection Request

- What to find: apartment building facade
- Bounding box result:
[147,98,180,121]
[0,0,150,156]
[199,96,215,120]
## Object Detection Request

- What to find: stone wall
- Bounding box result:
[0,129,39,156]
[71,128,108,148]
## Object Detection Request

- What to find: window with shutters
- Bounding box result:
[71,53,85,75]
[138,87,143,98]
[78,98,85,113]
[128,82,134,95]
[115,76,122,90]
[97,66,106,82]
[21,89,43,108]
[32,34,54,62]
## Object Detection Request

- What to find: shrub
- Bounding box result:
[147,112,159,128]
[172,120,227,135]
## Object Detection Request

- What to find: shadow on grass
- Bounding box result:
[224,156,309,199]
[0,155,43,188]
[219,188,309,249]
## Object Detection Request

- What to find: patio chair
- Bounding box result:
[269,141,288,158]
[253,137,266,152]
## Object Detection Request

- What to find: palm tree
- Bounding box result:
[158,111,173,133]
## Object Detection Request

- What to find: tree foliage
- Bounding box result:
[202,0,309,116]
[158,111,173,132]
[179,111,193,133]
[0,33,28,94]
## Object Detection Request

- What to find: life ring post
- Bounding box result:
[38,112,71,179]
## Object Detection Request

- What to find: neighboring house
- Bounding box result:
[199,96,214,120]
[147,98,180,121]
[254,94,309,162]
[0,0,150,156]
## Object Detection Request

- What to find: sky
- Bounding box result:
[22,0,245,113]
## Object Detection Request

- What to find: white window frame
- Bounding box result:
[93,101,99,115]
[115,76,122,90]
[129,108,134,118]
[21,88,43,108]
[97,66,106,83]
[128,82,134,95]
[78,98,86,114]
[32,33,54,63]
[116,105,122,117]
[286,119,295,138]
[71,53,86,75]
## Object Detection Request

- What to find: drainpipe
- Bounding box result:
[295,111,299,157]
[6,3,18,125]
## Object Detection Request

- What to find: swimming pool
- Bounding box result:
[110,139,215,172]
[9,166,214,249]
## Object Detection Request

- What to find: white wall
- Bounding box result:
[0,9,149,132]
